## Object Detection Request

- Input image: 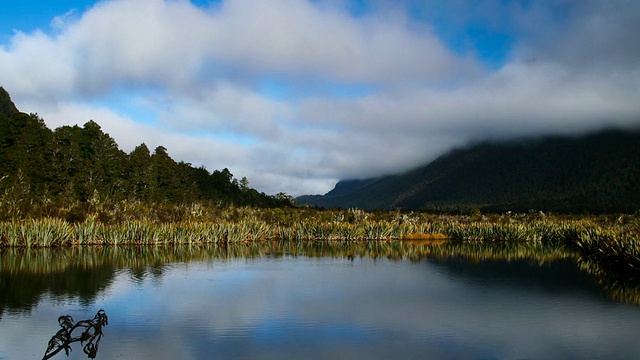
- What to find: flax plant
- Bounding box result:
[0,221,21,247]
[73,215,103,246]
[575,228,640,277]
[17,220,37,248]
[34,218,73,247]
[225,221,253,242]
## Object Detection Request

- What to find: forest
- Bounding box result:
[0,87,293,221]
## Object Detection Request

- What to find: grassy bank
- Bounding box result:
[0,206,638,281]
[0,207,637,247]
[1,212,632,246]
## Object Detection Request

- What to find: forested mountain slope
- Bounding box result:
[0,87,292,217]
[298,129,640,213]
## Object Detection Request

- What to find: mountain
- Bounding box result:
[298,129,640,213]
[0,87,19,117]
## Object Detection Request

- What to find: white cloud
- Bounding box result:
[208,0,476,84]
[160,82,293,138]
[3,0,472,98]
[0,30,76,100]
[2,0,640,196]
[23,100,251,170]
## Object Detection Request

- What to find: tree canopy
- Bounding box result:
[0,89,293,217]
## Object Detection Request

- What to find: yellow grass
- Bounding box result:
[400,232,449,245]
[401,232,449,240]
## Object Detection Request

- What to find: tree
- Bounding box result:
[0,86,19,117]
[0,88,294,211]
[49,125,83,201]
[49,121,126,201]
[78,121,127,199]
[126,143,155,201]
[150,145,195,203]
[0,112,52,198]
[240,177,250,191]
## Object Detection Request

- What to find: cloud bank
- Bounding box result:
[1,0,639,195]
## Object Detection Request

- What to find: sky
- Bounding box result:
[1,0,639,196]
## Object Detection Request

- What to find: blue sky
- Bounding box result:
[1,0,639,196]
[1,1,86,34]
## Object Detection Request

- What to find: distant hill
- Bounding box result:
[297,129,640,213]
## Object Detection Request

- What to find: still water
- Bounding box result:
[1,243,639,359]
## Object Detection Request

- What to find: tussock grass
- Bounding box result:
[0,210,637,248]
[1,207,639,284]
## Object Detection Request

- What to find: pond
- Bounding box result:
[1,242,640,359]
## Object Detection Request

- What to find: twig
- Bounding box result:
[42,309,108,360]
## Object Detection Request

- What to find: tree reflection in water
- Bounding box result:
[1,241,640,309]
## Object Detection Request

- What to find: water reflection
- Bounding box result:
[1,242,640,359]
[1,241,640,314]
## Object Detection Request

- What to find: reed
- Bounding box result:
[1,210,638,281]
[73,215,102,246]
[225,221,252,242]
[363,221,396,240]
[0,221,21,247]
[0,219,73,248]
[575,228,640,277]
[3,211,639,306]
[36,218,73,247]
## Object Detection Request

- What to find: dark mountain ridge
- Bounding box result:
[0,87,19,117]
[298,128,640,213]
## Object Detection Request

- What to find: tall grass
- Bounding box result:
[1,208,639,285]
[0,211,638,248]
[575,227,640,277]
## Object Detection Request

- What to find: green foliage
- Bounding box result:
[469,208,482,222]
[0,87,18,117]
[0,89,293,217]
[0,112,53,203]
